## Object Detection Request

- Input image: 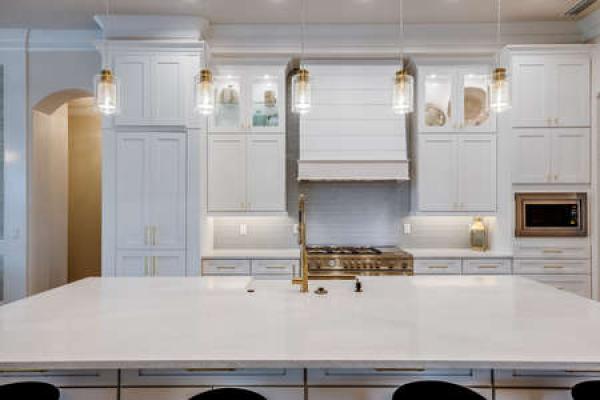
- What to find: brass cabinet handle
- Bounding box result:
[265,265,288,270]
[375,368,426,372]
[153,256,158,276]
[542,249,563,254]
[152,226,158,246]
[216,266,237,270]
[478,264,498,269]
[185,368,237,372]
[428,265,449,269]
[544,264,565,269]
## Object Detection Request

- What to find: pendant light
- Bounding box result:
[489,0,511,113]
[292,0,312,114]
[392,0,414,115]
[194,40,215,115]
[94,0,120,116]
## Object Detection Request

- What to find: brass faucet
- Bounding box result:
[292,194,310,292]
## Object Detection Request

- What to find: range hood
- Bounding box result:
[297,60,410,182]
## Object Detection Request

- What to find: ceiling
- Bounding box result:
[0,0,595,30]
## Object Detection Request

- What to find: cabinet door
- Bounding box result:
[207,135,246,212]
[153,253,186,276]
[114,55,152,125]
[151,56,186,124]
[551,128,590,183]
[116,134,150,249]
[512,130,552,183]
[210,73,245,132]
[418,67,457,132]
[458,135,496,212]
[417,135,458,211]
[458,66,495,132]
[248,71,285,132]
[247,135,286,211]
[116,253,151,277]
[551,55,590,128]
[149,134,187,249]
[512,56,551,128]
[59,388,117,400]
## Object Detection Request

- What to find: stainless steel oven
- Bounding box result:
[515,193,587,237]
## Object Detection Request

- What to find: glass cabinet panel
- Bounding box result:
[213,75,242,130]
[251,74,280,129]
[462,72,490,129]
[423,72,453,129]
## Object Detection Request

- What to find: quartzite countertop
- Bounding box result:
[1,276,600,370]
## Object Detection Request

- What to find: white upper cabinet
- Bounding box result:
[207,134,286,214]
[416,134,496,213]
[418,65,495,133]
[113,53,196,126]
[209,65,286,133]
[116,132,187,250]
[512,54,590,128]
[512,128,590,184]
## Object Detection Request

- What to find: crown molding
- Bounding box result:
[94,15,210,40]
[28,30,100,51]
[0,29,28,50]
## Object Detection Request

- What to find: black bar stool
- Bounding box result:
[0,381,60,400]
[572,381,600,400]
[393,381,486,400]
[190,388,267,400]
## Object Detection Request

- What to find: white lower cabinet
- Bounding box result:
[0,369,117,387]
[463,259,512,275]
[202,259,251,275]
[309,387,492,400]
[116,252,186,277]
[122,387,303,400]
[201,258,299,278]
[496,389,571,400]
[59,389,117,400]
[414,259,462,275]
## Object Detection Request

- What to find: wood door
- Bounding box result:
[246,134,286,211]
[551,128,590,183]
[511,129,552,183]
[417,135,458,211]
[148,133,187,249]
[551,55,590,128]
[151,55,186,124]
[207,135,247,212]
[116,134,150,249]
[114,55,152,125]
[457,134,496,212]
[512,56,551,128]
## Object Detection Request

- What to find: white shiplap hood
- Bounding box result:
[297,60,410,181]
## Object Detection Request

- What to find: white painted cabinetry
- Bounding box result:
[113,53,195,126]
[512,54,590,128]
[416,134,496,212]
[208,134,285,213]
[512,128,590,184]
[114,132,187,276]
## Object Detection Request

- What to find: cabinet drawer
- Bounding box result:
[496,389,571,400]
[307,368,491,386]
[202,259,250,275]
[309,387,492,400]
[123,387,303,400]
[252,259,297,275]
[59,389,117,400]
[496,368,600,388]
[524,275,591,298]
[0,369,117,387]
[514,259,590,275]
[462,259,512,274]
[513,240,589,259]
[121,368,303,386]
[414,259,462,275]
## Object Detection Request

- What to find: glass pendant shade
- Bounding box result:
[489,67,511,113]
[292,68,312,114]
[94,69,120,116]
[194,69,215,116]
[392,69,414,115]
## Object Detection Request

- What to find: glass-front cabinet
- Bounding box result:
[418,65,495,133]
[209,65,286,133]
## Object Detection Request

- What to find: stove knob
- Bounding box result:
[328,260,336,267]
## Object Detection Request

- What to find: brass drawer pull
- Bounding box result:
[542,249,563,254]
[216,266,237,270]
[185,368,237,372]
[265,265,288,270]
[375,368,426,372]
[428,265,449,269]
[544,265,565,269]
[478,265,498,269]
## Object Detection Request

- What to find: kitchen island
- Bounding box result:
[1,276,600,399]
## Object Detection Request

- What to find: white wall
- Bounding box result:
[29,104,69,295]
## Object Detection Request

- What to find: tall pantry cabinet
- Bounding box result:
[101,41,204,277]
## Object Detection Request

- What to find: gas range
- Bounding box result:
[305,246,413,276]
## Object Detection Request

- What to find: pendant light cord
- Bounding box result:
[495,0,501,66]
[103,0,110,69]
[398,0,404,66]
[300,0,306,68]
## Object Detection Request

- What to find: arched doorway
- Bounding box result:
[30,89,102,295]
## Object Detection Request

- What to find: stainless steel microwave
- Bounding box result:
[515,193,587,237]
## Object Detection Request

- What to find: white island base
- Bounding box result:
[1,276,600,400]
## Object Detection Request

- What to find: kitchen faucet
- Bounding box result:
[292,194,310,293]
